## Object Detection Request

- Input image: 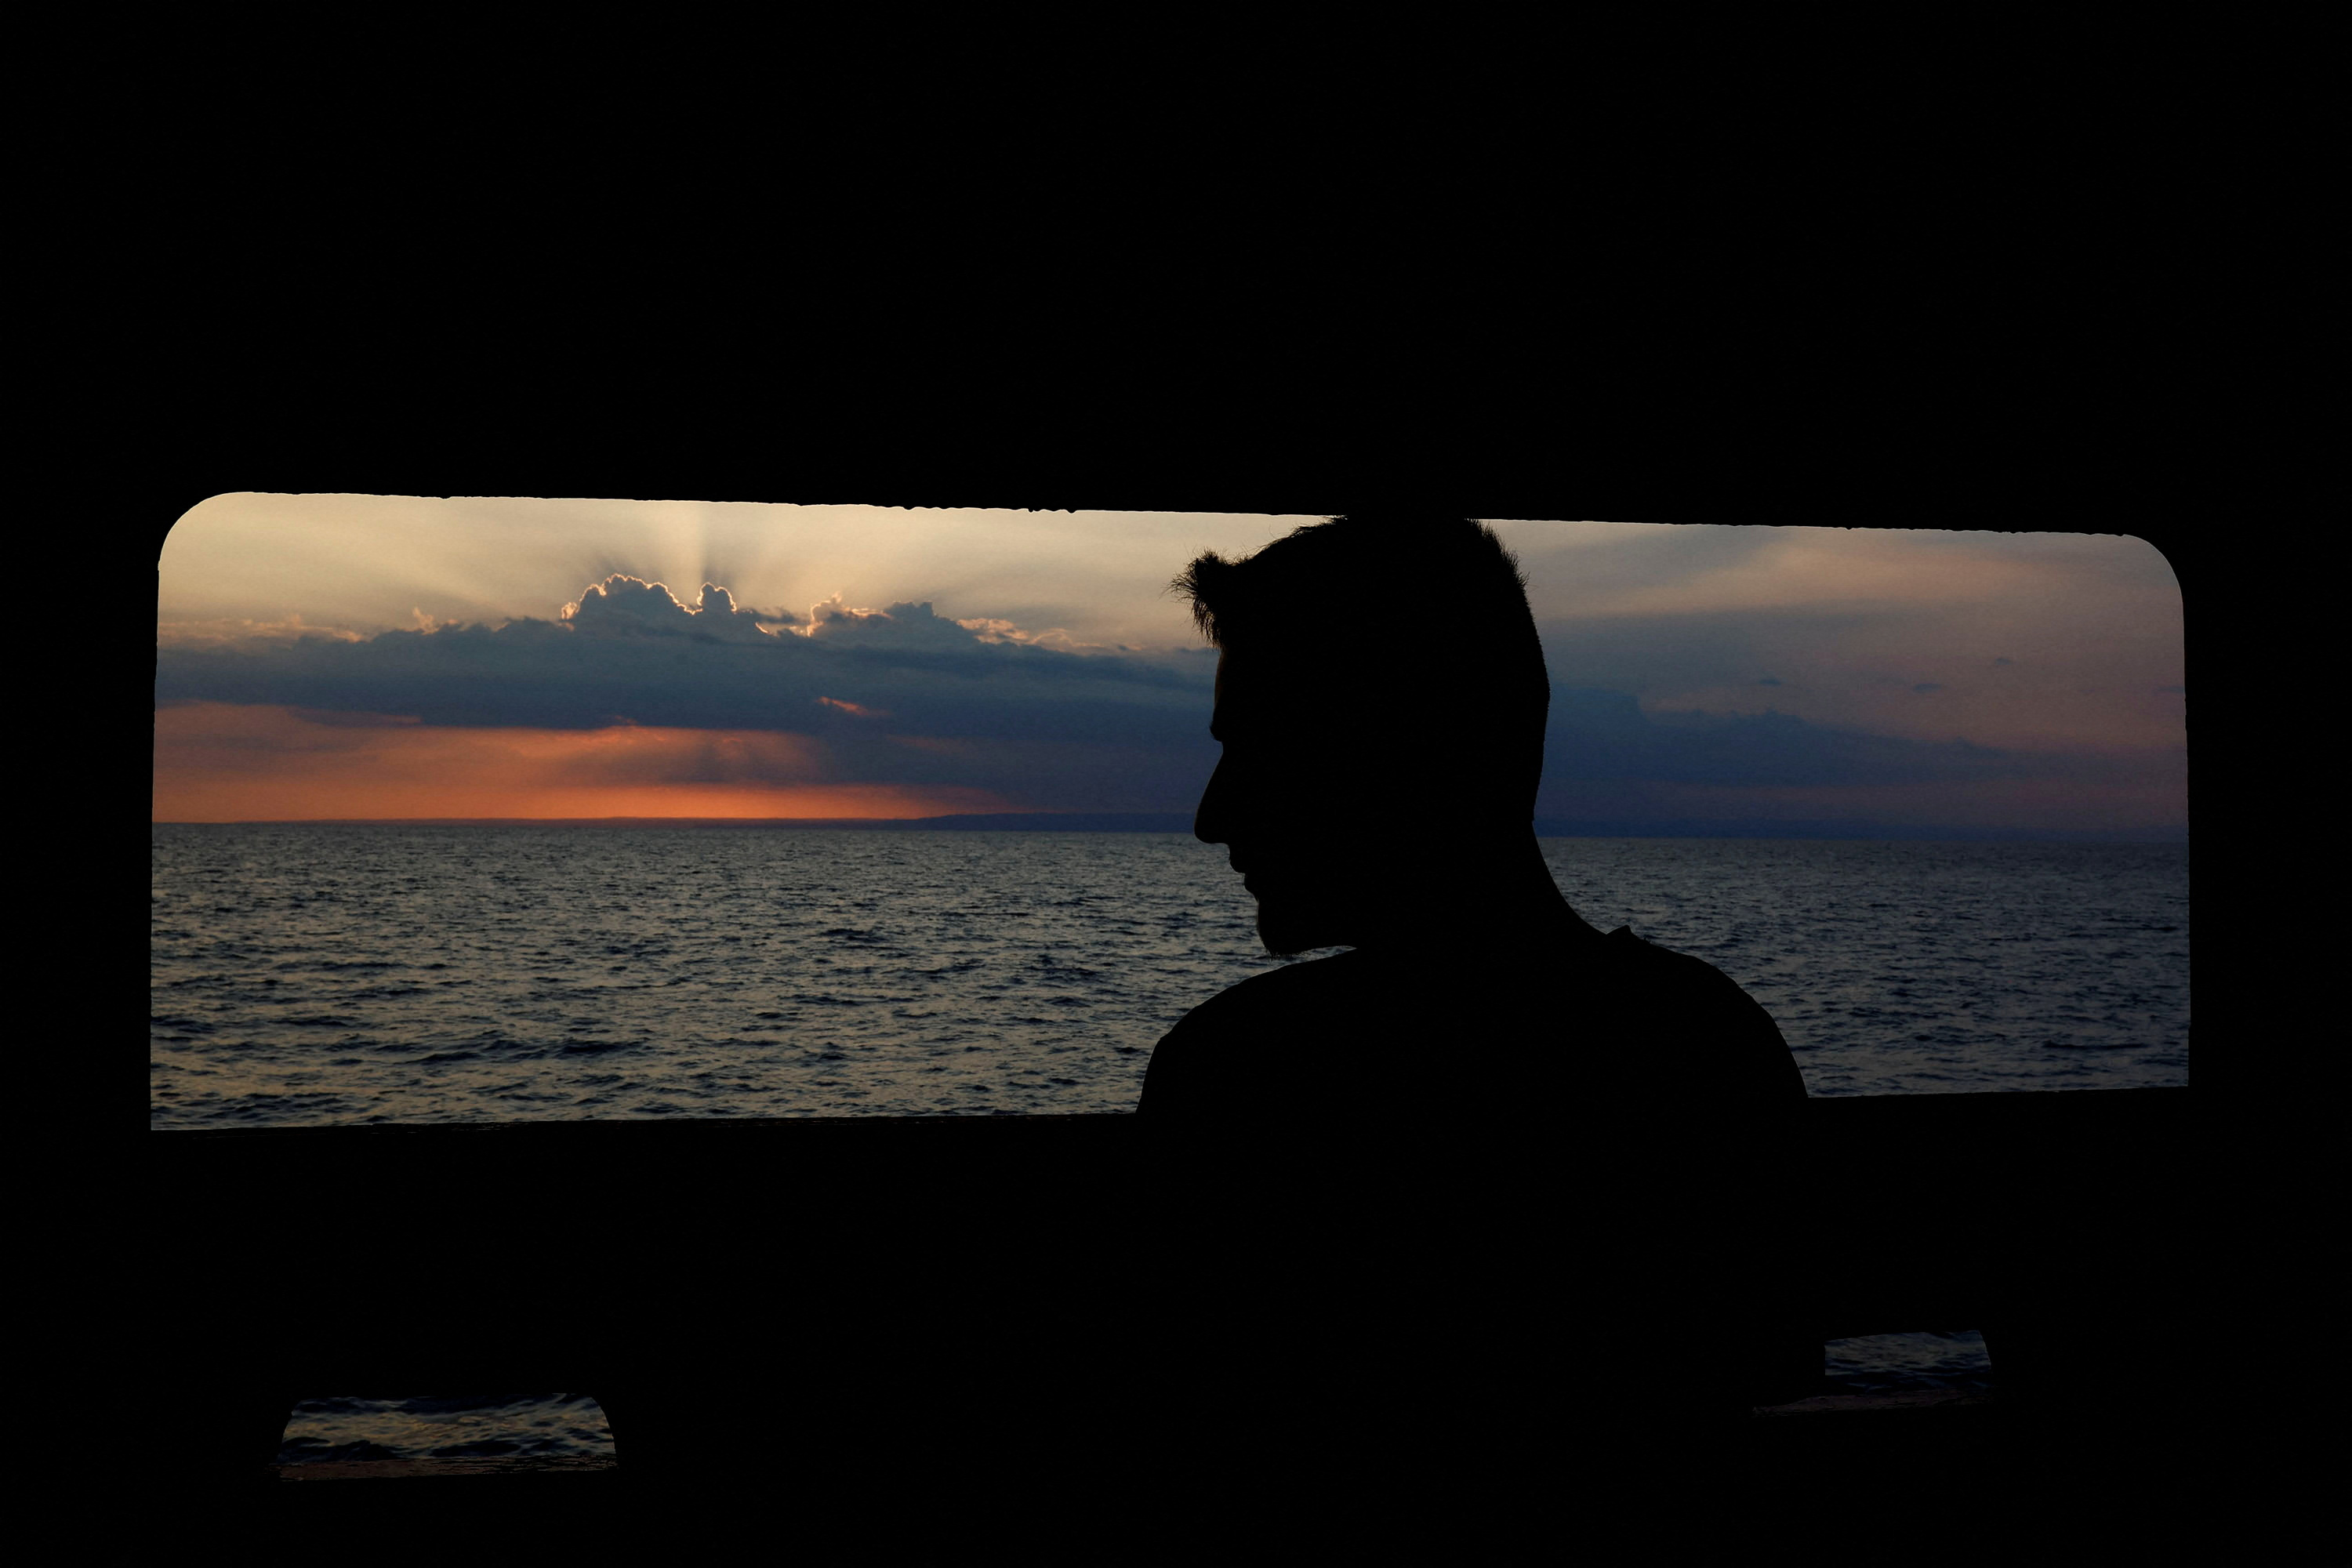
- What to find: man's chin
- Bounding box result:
[1255,900,1352,958]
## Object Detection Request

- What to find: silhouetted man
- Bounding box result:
[604,517,1812,1543]
[1134,515,1814,1523]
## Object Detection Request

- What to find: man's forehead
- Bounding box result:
[1210,648,1376,739]
[1213,649,1286,719]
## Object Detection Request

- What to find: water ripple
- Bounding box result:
[151,827,2188,1127]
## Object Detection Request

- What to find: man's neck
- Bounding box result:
[1348,835,1606,952]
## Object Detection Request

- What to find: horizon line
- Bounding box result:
[150,811,2187,843]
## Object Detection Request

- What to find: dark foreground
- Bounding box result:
[156,1389,2307,1560]
[141,1091,2316,1554]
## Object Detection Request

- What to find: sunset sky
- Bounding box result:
[154,497,2187,839]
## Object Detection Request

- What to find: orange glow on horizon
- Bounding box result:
[152,703,1016,822]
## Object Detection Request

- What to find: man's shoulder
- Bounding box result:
[1167,931,1740,1025]
[1171,931,1740,1020]
[1588,927,1784,1028]
[1138,929,1801,1115]
[1138,953,1382,1116]
[1177,951,1376,1018]
[1593,928,1805,1103]
[1599,927,1752,993]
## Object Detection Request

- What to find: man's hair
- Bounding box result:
[1172,514,1550,814]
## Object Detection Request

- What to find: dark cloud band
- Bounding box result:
[155,575,2166,823]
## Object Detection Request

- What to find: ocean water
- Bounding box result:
[150,826,2187,1460]
[150,827,2189,1127]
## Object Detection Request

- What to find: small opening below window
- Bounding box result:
[275,1393,614,1465]
[1822,1331,1991,1396]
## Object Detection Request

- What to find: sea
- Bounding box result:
[151,825,2190,1463]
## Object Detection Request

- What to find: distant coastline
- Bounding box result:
[151,811,2186,843]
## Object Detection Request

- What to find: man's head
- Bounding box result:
[1174,514,1550,953]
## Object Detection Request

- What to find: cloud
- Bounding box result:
[150,702,1012,821]
[1532,593,2183,755]
[152,572,2182,833]
[157,577,1217,746]
[154,615,369,650]
[562,575,796,643]
[1537,688,2140,797]
[952,615,1121,653]
[151,701,1216,818]
[1531,689,2183,836]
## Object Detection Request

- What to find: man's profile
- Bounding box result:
[1135,514,1814,1510]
